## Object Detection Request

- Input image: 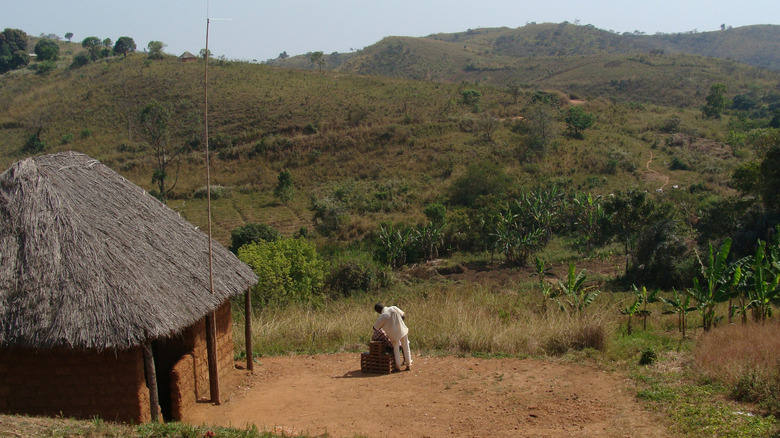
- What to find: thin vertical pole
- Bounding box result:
[245,287,253,372]
[204,15,221,405]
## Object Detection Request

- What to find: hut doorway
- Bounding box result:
[152,335,190,421]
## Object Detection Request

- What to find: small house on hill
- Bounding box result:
[0,152,257,422]
[179,51,197,62]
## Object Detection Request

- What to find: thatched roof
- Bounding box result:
[0,152,257,350]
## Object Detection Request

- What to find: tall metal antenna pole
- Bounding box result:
[204,14,221,405]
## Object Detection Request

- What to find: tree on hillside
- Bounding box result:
[273,170,295,205]
[564,105,596,139]
[603,188,656,273]
[34,38,59,61]
[81,36,102,60]
[113,36,136,58]
[702,83,727,119]
[139,100,180,202]
[308,51,324,73]
[0,28,30,73]
[524,102,560,154]
[146,40,166,60]
[64,32,73,43]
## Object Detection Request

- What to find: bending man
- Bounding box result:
[373,303,412,371]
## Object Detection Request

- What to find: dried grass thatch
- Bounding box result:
[0,152,257,350]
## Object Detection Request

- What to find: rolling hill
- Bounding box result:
[270,23,780,106]
[1,22,779,246]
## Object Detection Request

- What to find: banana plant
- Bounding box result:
[745,240,780,322]
[552,263,600,318]
[532,256,553,313]
[637,285,660,330]
[686,238,741,332]
[660,288,696,338]
[620,292,642,335]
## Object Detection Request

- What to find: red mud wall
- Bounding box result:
[0,347,150,423]
[169,301,234,420]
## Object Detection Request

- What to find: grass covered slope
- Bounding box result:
[0,49,775,243]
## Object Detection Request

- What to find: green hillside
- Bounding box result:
[270,23,780,106]
[2,48,777,246]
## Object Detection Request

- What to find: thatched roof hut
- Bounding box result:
[0,152,257,422]
[179,51,197,62]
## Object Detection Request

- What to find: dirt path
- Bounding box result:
[645,151,670,191]
[185,354,670,438]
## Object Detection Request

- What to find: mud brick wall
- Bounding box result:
[170,353,195,420]
[0,347,150,423]
[171,301,234,419]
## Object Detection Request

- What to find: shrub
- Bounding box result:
[32,60,57,75]
[669,156,689,170]
[312,196,348,237]
[238,238,324,307]
[325,258,378,297]
[639,348,657,365]
[61,133,74,145]
[229,222,280,253]
[70,53,90,68]
[192,185,232,200]
[448,161,512,207]
[22,132,45,154]
[627,216,695,289]
[424,203,446,226]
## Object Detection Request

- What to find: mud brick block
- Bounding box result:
[360,352,395,374]
[369,341,388,355]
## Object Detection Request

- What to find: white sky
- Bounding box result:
[4,0,779,62]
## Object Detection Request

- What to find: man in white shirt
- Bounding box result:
[373,303,412,371]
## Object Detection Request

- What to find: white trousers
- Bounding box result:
[391,335,412,369]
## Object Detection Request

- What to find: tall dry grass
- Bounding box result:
[694,321,780,384]
[693,321,780,415]
[233,280,618,357]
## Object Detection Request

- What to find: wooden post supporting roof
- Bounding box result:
[141,341,161,422]
[245,287,253,372]
[205,312,220,404]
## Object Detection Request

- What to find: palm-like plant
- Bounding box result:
[532,257,553,313]
[660,288,696,338]
[686,238,741,332]
[552,263,600,318]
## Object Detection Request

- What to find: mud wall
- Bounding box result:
[169,300,235,420]
[0,347,150,423]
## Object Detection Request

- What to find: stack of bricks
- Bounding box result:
[360,341,396,374]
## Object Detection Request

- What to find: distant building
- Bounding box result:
[0,152,257,422]
[179,51,197,62]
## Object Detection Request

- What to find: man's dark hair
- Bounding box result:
[374,303,384,313]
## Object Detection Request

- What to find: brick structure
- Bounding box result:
[0,348,151,423]
[0,301,235,423]
[360,341,397,374]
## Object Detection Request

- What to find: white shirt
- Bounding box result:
[373,306,408,341]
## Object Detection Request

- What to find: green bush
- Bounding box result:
[229,222,280,253]
[22,132,45,153]
[325,258,378,297]
[448,161,512,207]
[192,185,232,200]
[238,237,324,307]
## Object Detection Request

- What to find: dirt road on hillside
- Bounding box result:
[185,354,670,438]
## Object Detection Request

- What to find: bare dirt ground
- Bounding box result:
[185,354,671,438]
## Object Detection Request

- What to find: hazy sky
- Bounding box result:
[5,0,779,62]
